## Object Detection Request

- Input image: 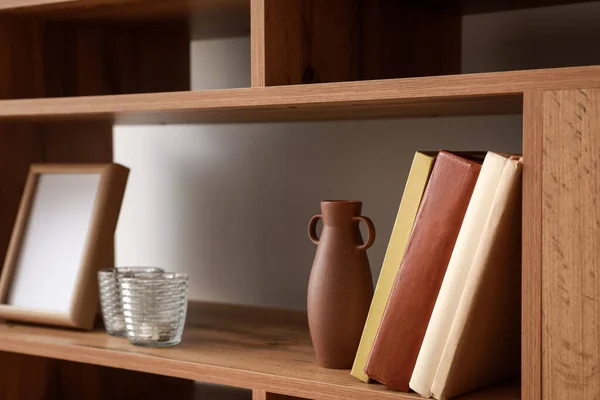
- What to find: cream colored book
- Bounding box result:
[350,151,435,382]
[409,152,509,397]
[431,157,523,400]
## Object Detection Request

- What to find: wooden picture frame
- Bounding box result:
[0,164,129,329]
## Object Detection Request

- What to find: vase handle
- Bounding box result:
[308,214,322,245]
[353,216,375,250]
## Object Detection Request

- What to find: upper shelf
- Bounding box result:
[0,0,594,19]
[1,66,600,124]
[0,0,250,21]
[0,301,518,400]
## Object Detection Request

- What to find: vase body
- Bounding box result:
[307,200,375,368]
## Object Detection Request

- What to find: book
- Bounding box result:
[364,150,482,391]
[351,151,436,382]
[430,157,522,400]
[409,152,511,397]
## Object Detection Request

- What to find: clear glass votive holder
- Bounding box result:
[98,267,163,337]
[118,272,189,347]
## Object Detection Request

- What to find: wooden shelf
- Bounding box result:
[0,301,519,400]
[0,0,249,21]
[0,66,600,124]
[0,0,594,18]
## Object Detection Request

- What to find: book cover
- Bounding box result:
[364,150,482,391]
[431,157,522,400]
[351,151,436,382]
[410,152,511,397]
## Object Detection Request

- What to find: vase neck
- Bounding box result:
[320,201,362,226]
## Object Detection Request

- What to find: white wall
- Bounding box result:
[463,2,600,72]
[115,2,600,310]
[190,36,250,90]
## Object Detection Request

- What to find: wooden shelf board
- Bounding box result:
[0,66,599,124]
[0,301,518,400]
[0,0,594,18]
[0,0,249,21]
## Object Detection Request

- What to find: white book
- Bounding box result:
[410,152,509,398]
[431,158,522,400]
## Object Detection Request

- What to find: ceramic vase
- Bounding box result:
[307,200,375,368]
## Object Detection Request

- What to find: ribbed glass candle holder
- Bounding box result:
[98,267,163,337]
[118,272,189,347]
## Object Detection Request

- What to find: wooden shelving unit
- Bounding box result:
[0,0,598,399]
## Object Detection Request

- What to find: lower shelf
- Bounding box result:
[0,301,519,400]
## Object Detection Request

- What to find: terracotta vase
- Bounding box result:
[307,200,375,369]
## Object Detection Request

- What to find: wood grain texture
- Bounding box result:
[0,302,519,400]
[0,17,189,99]
[542,88,600,399]
[359,1,460,80]
[52,360,195,400]
[257,0,459,86]
[250,0,265,87]
[522,91,542,400]
[42,122,113,163]
[0,0,248,21]
[0,0,591,20]
[260,0,359,85]
[0,351,195,400]
[253,389,302,400]
[196,384,251,400]
[0,66,600,123]
[41,20,190,96]
[0,351,56,399]
[0,18,44,99]
[457,380,521,400]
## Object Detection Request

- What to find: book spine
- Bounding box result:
[364,151,481,391]
[351,152,435,382]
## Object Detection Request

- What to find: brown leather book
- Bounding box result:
[364,150,482,391]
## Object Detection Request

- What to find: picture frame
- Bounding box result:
[0,164,129,329]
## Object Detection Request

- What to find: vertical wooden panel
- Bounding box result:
[0,17,191,99]
[42,122,113,163]
[250,0,266,87]
[251,0,461,86]
[542,88,600,399]
[0,351,57,400]
[54,360,195,400]
[0,352,196,400]
[0,18,44,99]
[252,389,302,400]
[522,91,543,400]
[260,0,361,85]
[359,1,461,80]
[42,21,190,97]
